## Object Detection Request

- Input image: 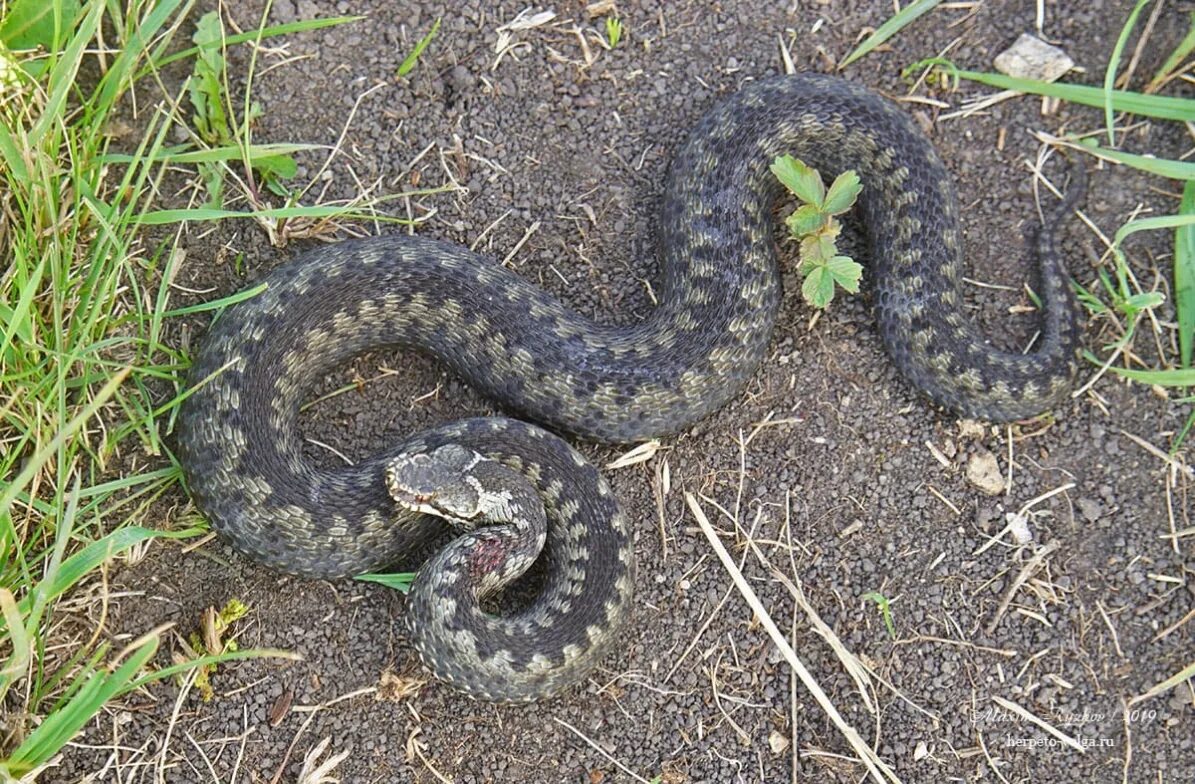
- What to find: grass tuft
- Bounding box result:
[0,0,376,770]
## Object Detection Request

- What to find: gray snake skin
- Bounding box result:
[177,74,1083,701]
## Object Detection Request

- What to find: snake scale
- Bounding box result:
[177,74,1084,701]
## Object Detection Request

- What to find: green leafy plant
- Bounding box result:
[0,0,81,54]
[771,154,864,308]
[189,12,231,144]
[605,16,623,49]
[396,17,440,79]
[862,592,896,639]
[188,10,296,204]
[185,598,251,702]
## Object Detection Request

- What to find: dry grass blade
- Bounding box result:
[1129,659,1195,706]
[767,564,876,715]
[296,737,350,784]
[1120,430,1195,478]
[606,439,662,469]
[686,493,902,784]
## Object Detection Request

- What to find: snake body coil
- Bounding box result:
[178,75,1082,701]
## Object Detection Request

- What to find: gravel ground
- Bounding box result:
[54,1,1193,782]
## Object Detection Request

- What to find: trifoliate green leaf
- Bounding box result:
[799,232,838,265]
[785,204,828,236]
[801,264,836,308]
[823,170,862,215]
[826,255,863,294]
[770,154,826,206]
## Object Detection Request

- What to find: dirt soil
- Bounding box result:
[55,1,1193,782]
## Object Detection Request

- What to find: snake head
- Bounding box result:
[385,444,488,523]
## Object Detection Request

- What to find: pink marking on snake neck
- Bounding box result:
[468,537,508,580]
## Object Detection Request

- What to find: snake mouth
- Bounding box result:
[390,488,453,520]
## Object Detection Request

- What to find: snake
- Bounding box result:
[176,73,1084,702]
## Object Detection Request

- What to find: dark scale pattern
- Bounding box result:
[177,74,1083,701]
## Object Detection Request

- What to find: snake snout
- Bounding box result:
[384,446,487,522]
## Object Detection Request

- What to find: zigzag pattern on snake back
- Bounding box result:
[177,74,1084,701]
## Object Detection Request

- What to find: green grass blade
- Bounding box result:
[90,0,188,118]
[1065,138,1195,180]
[0,117,30,184]
[0,0,80,50]
[1178,182,1195,368]
[144,15,363,75]
[0,367,130,518]
[0,257,44,364]
[1115,214,1195,246]
[1097,362,1195,386]
[355,572,416,593]
[1173,408,1195,452]
[840,0,940,68]
[930,66,1195,122]
[0,588,31,699]
[397,17,440,78]
[137,203,418,226]
[125,647,301,691]
[36,643,107,717]
[74,466,179,501]
[102,142,322,165]
[159,282,267,318]
[1105,0,1153,145]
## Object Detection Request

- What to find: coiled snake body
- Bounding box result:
[178,75,1083,701]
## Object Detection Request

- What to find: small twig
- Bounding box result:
[1121,430,1195,479]
[708,655,752,745]
[500,220,540,266]
[1153,606,1195,643]
[1130,659,1195,706]
[986,541,1061,634]
[296,737,350,784]
[976,728,1012,784]
[1096,601,1126,657]
[894,635,1017,658]
[926,485,961,516]
[663,507,761,684]
[304,438,354,466]
[1017,482,1077,516]
[553,717,653,783]
[653,457,670,559]
[778,32,796,75]
[1121,696,1133,784]
[405,727,453,784]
